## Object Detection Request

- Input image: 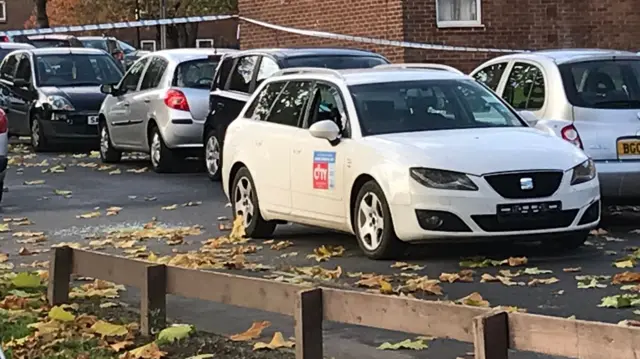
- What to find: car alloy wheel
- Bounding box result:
[100,126,110,157]
[151,132,162,168]
[233,175,255,228]
[357,192,385,251]
[31,120,40,148]
[205,135,220,177]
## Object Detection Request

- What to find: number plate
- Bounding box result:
[617,138,640,159]
[497,201,562,216]
[87,116,98,125]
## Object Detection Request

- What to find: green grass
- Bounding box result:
[0,313,37,343]
[42,338,116,359]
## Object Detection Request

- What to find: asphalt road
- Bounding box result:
[3,140,640,359]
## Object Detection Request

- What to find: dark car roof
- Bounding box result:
[226,47,388,60]
[26,48,108,56]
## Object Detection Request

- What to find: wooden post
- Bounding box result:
[295,288,323,359]
[47,246,73,305]
[473,310,509,359]
[141,264,167,336]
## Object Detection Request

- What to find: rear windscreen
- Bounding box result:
[559,60,640,109]
[172,58,219,89]
[285,55,389,69]
[30,39,72,48]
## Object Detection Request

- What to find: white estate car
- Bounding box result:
[221,67,601,259]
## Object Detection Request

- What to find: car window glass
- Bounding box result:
[173,58,218,89]
[307,83,349,136]
[0,54,19,81]
[245,81,286,120]
[503,62,545,110]
[120,57,149,92]
[228,55,258,93]
[214,57,234,90]
[80,39,109,52]
[140,57,168,90]
[285,55,388,69]
[473,63,507,91]
[349,79,524,136]
[266,81,312,127]
[255,57,279,88]
[35,54,123,87]
[15,56,31,82]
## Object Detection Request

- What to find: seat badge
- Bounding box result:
[520,177,534,191]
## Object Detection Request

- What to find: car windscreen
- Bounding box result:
[172,58,219,89]
[79,39,109,52]
[558,60,640,109]
[349,79,525,136]
[285,55,388,69]
[29,39,72,48]
[35,54,123,87]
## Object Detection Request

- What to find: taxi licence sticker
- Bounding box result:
[313,151,336,190]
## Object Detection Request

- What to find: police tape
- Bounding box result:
[0,14,528,54]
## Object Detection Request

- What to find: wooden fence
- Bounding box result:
[47,247,640,359]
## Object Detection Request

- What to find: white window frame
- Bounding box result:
[140,40,156,52]
[0,1,7,22]
[435,0,483,28]
[196,39,215,48]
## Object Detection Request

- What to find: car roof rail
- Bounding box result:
[375,63,465,75]
[272,67,345,79]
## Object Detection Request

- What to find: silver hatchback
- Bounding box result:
[471,49,640,202]
[98,48,237,172]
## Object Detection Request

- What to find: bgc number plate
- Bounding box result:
[617,138,640,160]
[497,201,561,216]
[87,116,98,125]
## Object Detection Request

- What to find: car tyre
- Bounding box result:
[354,180,405,260]
[543,230,589,251]
[30,115,47,152]
[99,122,122,163]
[204,127,223,181]
[231,167,276,238]
[149,126,176,173]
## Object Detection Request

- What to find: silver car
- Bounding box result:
[0,107,7,204]
[98,48,237,172]
[471,49,640,202]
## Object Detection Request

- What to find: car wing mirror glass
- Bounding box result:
[309,119,341,146]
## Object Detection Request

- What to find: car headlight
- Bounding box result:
[410,168,478,191]
[47,95,75,111]
[570,159,596,185]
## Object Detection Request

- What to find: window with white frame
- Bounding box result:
[140,40,156,52]
[436,0,481,27]
[0,1,7,22]
[196,39,214,48]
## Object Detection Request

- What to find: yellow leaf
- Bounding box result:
[24,180,45,185]
[253,332,295,350]
[125,342,167,358]
[230,321,271,341]
[161,204,178,211]
[507,257,528,267]
[230,215,246,240]
[11,272,41,288]
[0,253,7,263]
[111,340,134,352]
[109,169,122,175]
[100,302,119,308]
[457,292,490,307]
[76,211,101,219]
[92,320,129,337]
[53,189,72,196]
[0,223,10,232]
[379,279,394,294]
[48,306,76,322]
[614,259,636,268]
[527,277,559,286]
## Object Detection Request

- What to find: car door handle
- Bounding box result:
[143,99,150,103]
[293,148,302,154]
[123,103,130,107]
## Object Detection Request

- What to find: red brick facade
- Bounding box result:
[238,0,640,72]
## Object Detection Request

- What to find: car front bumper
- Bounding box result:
[594,160,640,200]
[42,112,99,142]
[389,174,600,242]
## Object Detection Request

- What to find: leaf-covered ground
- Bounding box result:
[0,271,295,359]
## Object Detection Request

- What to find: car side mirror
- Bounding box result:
[13,78,29,89]
[519,110,539,127]
[309,120,341,146]
[100,84,116,95]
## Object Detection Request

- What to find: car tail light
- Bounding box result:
[561,124,583,149]
[164,89,190,112]
[0,109,8,134]
[114,51,124,61]
[0,36,9,42]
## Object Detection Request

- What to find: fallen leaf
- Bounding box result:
[307,245,345,262]
[158,324,193,343]
[507,257,528,266]
[161,204,178,211]
[124,342,167,358]
[230,321,271,341]
[457,292,490,307]
[111,340,134,352]
[109,169,122,175]
[378,338,428,350]
[522,267,553,275]
[613,272,640,285]
[48,306,76,322]
[253,332,295,350]
[76,211,101,219]
[11,272,41,288]
[0,224,10,232]
[53,189,72,196]
[527,277,559,286]
[563,267,582,272]
[92,320,129,337]
[24,180,45,185]
[599,294,640,308]
[618,319,640,327]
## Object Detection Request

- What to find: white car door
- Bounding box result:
[290,82,347,224]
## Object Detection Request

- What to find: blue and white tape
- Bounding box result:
[0,14,528,54]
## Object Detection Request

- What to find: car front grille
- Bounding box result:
[484,171,564,199]
[471,209,579,232]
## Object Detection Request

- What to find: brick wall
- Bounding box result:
[237,0,640,73]
[0,0,34,31]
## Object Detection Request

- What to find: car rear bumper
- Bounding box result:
[594,160,640,199]
[162,119,204,149]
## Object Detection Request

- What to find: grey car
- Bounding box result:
[471,49,640,203]
[0,107,7,204]
[98,48,237,173]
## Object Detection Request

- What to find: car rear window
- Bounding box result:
[80,39,109,52]
[30,39,72,48]
[284,55,389,69]
[559,60,640,109]
[172,58,219,89]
